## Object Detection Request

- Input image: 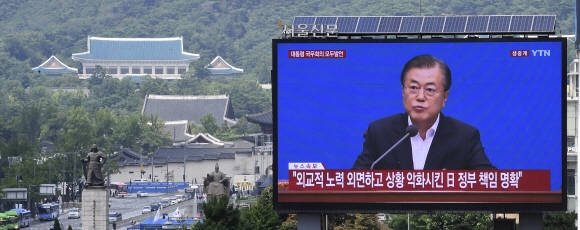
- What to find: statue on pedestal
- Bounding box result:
[81,144,107,187]
[203,163,230,200]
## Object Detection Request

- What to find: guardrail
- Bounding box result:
[116,198,203,228]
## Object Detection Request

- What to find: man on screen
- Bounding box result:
[352,54,496,170]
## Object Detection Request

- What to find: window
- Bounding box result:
[121,67,129,74]
[108,67,117,74]
[167,67,175,74]
[155,166,163,168]
[132,67,141,74]
[155,67,164,74]
[86,68,94,74]
[567,136,575,148]
[144,67,152,74]
[568,169,576,195]
[178,67,187,74]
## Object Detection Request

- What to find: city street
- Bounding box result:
[25,191,190,230]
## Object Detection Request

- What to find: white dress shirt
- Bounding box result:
[408,114,440,170]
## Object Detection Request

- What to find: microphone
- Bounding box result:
[370,125,419,170]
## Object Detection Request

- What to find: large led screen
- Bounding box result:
[273,38,566,213]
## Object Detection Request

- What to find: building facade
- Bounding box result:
[567,57,578,212]
[72,37,199,80]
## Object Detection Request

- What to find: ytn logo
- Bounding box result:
[531,50,550,57]
[510,50,551,57]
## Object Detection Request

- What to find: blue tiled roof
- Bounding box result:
[72,37,199,61]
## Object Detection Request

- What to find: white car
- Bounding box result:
[174,195,184,203]
[67,208,81,219]
[169,198,178,205]
[136,191,148,197]
[142,206,152,214]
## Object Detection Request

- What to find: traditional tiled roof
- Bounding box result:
[32,55,77,75]
[206,56,243,75]
[246,109,272,125]
[109,148,148,166]
[148,147,251,164]
[72,37,200,61]
[142,94,236,125]
[165,120,195,143]
[222,139,255,149]
[185,133,223,146]
[203,154,219,160]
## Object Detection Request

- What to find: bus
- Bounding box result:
[109,182,129,197]
[10,208,32,228]
[4,211,18,230]
[0,213,7,229]
[38,203,59,221]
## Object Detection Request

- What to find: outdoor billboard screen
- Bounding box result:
[272,38,566,213]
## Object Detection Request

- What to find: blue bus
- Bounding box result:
[10,208,32,228]
[38,203,59,221]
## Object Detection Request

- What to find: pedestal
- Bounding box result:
[82,186,109,230]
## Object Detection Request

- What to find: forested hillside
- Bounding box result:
[0,0,575,85]
[0,0,575,187]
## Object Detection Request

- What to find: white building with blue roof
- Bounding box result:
[31,55,78,77]
[206,56,243,78]
[72,36,199,80]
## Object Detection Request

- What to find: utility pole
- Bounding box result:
[183,156,186,183]
[167,157,169,194]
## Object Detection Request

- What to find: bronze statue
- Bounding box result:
[81,144,107,187]
[203,163,230,200]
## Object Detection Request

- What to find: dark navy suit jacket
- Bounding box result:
[352,113,496,170]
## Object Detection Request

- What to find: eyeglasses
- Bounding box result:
[403,86,444,97]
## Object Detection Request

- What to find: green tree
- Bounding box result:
[94,107,116,145]
[112,114,141,150]
[87,65,110,87]
[59,106,93,152]
[53,218,62,230]
[200,114,219,135]
[193,196,240,230]
[14,104,42,144]
[240,186,280,230]
[279,214,298,230]
[543,212,577,230]
[139,114,172,154]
